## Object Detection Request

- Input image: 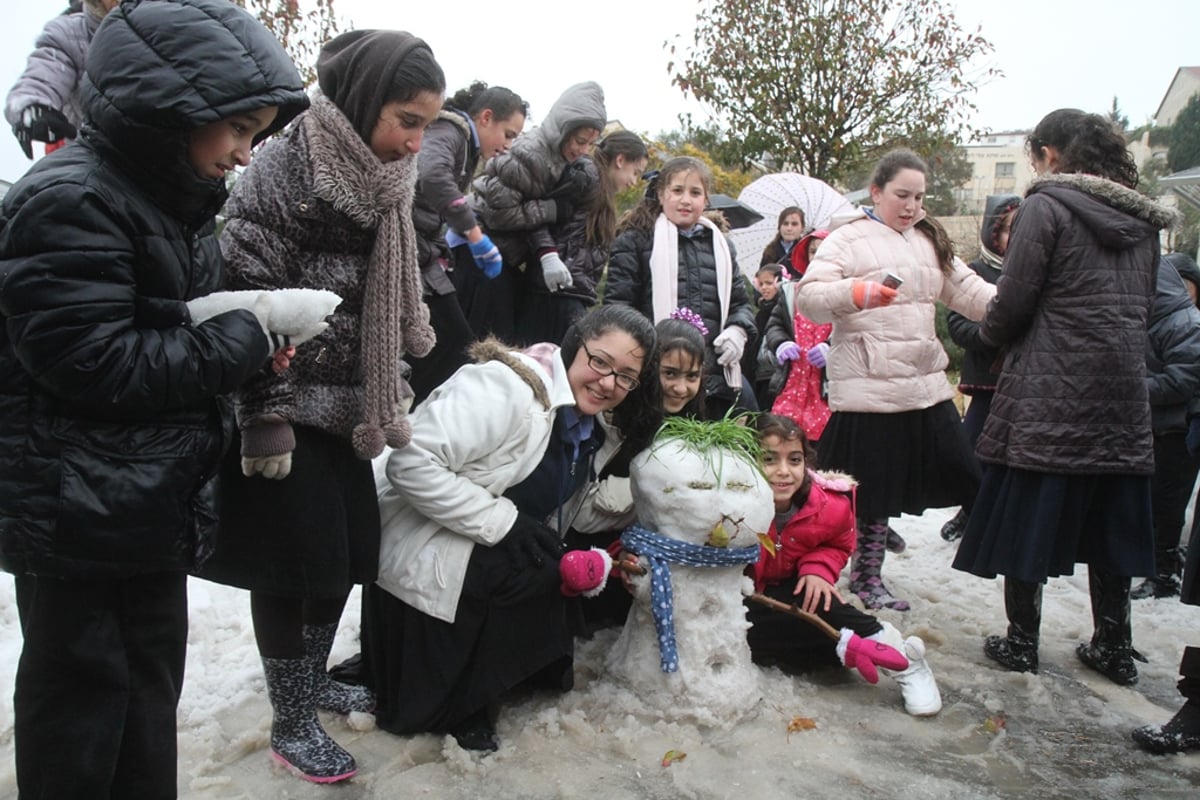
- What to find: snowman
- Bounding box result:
[604,418,772,727]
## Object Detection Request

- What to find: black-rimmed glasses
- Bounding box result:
[582,342,640,391]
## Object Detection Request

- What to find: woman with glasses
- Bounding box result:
[360,305,661,752]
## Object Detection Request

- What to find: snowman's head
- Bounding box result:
[630,417,773,546]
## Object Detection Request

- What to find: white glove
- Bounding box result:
[241,453,293,480]
[540,252,574,293]
[713,326,748,367]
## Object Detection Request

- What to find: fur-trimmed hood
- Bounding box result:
[808,468,857,494]
[468,338,559,409]
[1026,174,1179,250]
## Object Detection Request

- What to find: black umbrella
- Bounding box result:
[706,193,765,229]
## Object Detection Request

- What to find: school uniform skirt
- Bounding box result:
[816,400,979,521]
[952,464,1154,584]
[361,533,575,735]
[198,425,380,598]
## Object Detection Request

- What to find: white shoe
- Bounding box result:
[873,623,942,716]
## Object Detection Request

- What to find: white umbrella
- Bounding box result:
[727,173,856,277]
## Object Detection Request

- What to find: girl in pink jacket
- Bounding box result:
[746,414,942,716]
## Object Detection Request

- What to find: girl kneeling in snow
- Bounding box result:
[747,413,942,716]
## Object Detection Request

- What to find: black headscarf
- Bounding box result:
[317,30,434,143]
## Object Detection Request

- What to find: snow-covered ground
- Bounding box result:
[1,505,1198,799]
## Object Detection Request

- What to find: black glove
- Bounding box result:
[13,104,76,160]
[506,513,564,568]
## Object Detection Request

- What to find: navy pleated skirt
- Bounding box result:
[952,463,1154,583]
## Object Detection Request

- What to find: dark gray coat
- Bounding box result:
[976,173,1178,475]
[1146,255,1200,434]
[411,109,477,295]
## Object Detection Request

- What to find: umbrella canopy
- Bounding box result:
[727,174,857,276]
[705,193,765,230]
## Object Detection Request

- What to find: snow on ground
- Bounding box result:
[1,506,1198,799]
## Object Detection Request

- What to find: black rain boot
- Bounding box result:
[884,525,907,554]
[940,507,968,542]
[262,656,358,783]
[848,519,910,611]
[1131,547,1183,600]
[1133,647,1200,753]
[1076,568,1138,686]
[983,577,1042,673]
[303,624,375,714]
[450,706,499,753]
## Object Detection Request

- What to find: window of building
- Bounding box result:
[995,162,1015,178]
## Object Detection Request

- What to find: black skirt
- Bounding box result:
[198,425,380,598]
[362,533,574,735]
[951,464,1154,583]
[816,400,979,520]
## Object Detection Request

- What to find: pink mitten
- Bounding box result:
[839,629,909,684]
[560,547,615,598]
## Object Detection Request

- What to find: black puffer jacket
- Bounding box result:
[946,194,1020,393]
[1145,254,1200,434]
[976,174,1178,475]
[0,0,307,578]
[604,221,756,397]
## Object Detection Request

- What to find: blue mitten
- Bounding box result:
[468,235,503,279]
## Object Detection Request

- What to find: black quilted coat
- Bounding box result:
[0,0,308,578]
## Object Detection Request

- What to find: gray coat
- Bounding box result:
[976,173,1179,475]
[4,7,101,129]
[411,109,477,295]
[1146,254,1200,434]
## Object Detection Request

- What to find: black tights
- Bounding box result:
[251,591,350,659]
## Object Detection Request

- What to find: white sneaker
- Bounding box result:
[872,623,942,716]
[891,636,942,716]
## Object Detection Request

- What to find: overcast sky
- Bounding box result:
[0,0,1195,183]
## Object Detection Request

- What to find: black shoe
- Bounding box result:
[1132,700,1200,754]
[984,634,1038,674]
[1076,641,1138,686]
[940,508,968,542]
[1130,575,1180,600]
[451,709,499,753]
[885,526,907,554]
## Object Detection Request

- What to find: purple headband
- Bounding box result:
[670,307,709,337]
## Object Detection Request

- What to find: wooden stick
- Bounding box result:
[614,559,840,641]
[745,592,840,641]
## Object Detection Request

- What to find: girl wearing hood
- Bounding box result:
[462,80,608,342]
[795,149,995,611]
[197,30,446,783]
[940,194,1022,542]
[362,305,660,752]
[953,109,1179,687]
[0,0,308,795]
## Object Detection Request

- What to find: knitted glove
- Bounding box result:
[806,342,830,368]
[851,280,898,310]
[837,628,910,684]
[1188,417,1200,457]
[776,341,802,364]
[560,547,614,597]
[507,513,564,568]
[240,421,296,480]
[540,252,574,292]
[713,325,747,367]
[12,104,76,160]
[468,234,503,279]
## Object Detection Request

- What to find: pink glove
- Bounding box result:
[776,341,802,364]
[839,629,909,684]
[806,342,830,368]
[851,280,898,310]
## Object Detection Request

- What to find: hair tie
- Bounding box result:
[670,306,708,337]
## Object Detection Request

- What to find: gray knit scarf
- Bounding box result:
[304,89,436,458]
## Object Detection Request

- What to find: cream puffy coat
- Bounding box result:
[374,344,576,622]
[795,210,995,413]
